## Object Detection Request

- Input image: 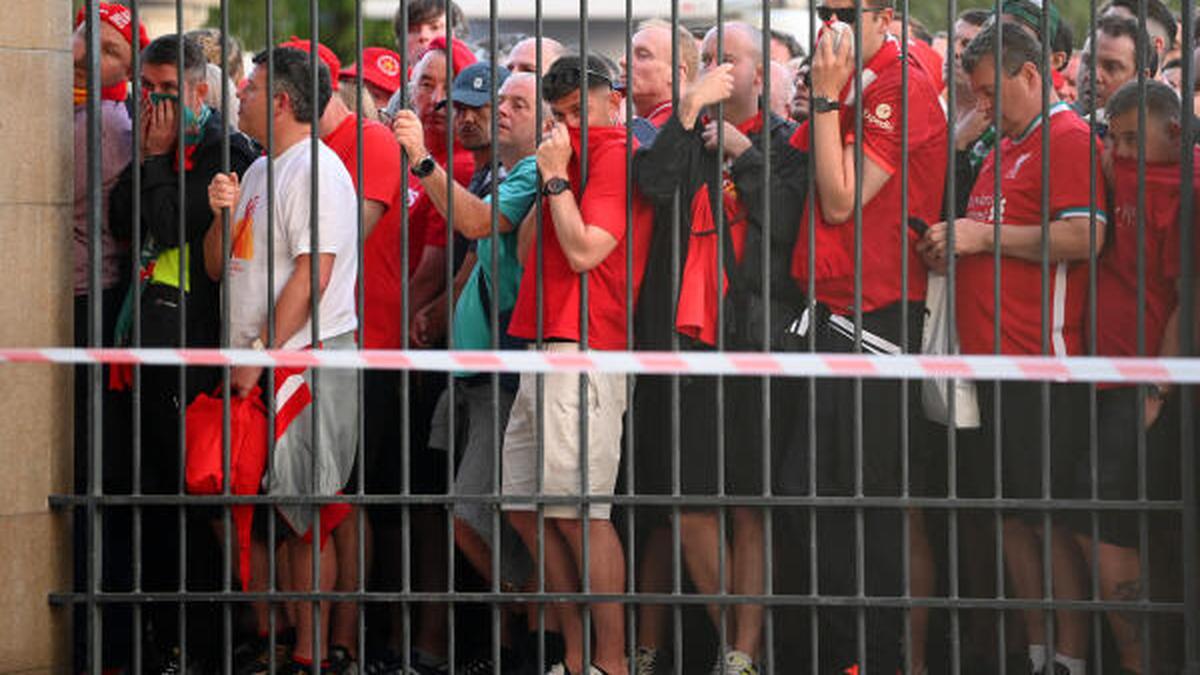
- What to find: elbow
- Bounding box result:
[821,202,853,226]
[565,250,603,274]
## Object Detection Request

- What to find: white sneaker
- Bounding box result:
[710,650,758,675]
[544,664,568,675]
[634,647,661,675]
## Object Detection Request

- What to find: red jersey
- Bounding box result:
[322,114,409,349]
[789,37,947,315]
[1094,149,1200,359]
[645,101,673,129]
[507,126,654,350]
[957,102,1106,356]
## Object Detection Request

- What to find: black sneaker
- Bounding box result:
[328,646,358,675]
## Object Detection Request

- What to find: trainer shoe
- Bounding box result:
[634,647,662,675]
[710,650,758,675]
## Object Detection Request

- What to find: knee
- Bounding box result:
[678,510,717,539]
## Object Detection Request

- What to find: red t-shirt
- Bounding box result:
[645,101,673,129]
[507,126,654,350]
[1094,149,1200,359]
[957,103,1106,356]
[789,37,946,315]
[322,114,408,349]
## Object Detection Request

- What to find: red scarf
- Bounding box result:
[676,113,759,346]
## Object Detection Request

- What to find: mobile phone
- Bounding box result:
[907,217,929,237]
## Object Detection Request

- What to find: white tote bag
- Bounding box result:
[920,272,981,428]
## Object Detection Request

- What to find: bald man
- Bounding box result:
[503,35,565,75]
[621,19,699,125]
[632,21,808,675]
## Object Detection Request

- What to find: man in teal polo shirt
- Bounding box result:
[393,68,547,672]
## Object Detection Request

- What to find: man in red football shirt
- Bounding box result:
[1082,79,1198,674]
[502,54,653,675]
[920,23,1106,675]
[788,0,948,670]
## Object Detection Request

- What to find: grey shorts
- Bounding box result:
[429,379,532,586]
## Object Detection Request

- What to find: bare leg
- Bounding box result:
[679,510,733,632]
[731,507,764,660]
[509,511,584,673]
[287,535,338,663]
[637,525,673,650]
[330,507,371,657]
[1048,527,1088,659]
[412,507,448,659]
[557,518,629,675]
[1003,518,1047,651]
[909,508,936,672]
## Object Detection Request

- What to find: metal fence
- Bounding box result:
[53,0,1200,673]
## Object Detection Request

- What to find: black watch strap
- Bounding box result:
[542,177,570,197]
[411,154,437,178]
[812,96,840,114]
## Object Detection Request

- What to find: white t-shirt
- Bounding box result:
[228,137,359,350]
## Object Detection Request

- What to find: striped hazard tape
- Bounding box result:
[2,347,1200,384]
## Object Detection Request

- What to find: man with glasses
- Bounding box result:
[788,0,948,671]
[502,54,654,675]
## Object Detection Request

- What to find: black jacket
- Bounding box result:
[632,111,808,350]
[110,109,257,348]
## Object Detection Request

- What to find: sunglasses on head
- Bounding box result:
[816,5,887,24]
[545,67,614,91]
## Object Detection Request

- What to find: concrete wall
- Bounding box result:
[0,1,75,672]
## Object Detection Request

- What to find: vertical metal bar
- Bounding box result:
[667,4,683,673]
[128,1,144,671]
[84,0,103,671]
[898,4,914,673]
[988,10,1006,674]
[486,3,502,673]
[398,1,414,666]
[805,4,818,672]
[353,0,368,669]
[173,0,189,667]
[578,5,593,672]
[1037,4,1055,668]
[851,2,866,671]
[1133,4,1152,672]
[1085,0,1103,672]
[758,6,774,674]
[622,1,637,670]
[305,5,324,666]
[219,3,235,674]
[1180,3,1198,673]
[443,5,458,671]
[533,3,547,672]
[713,10,728,671]
[265,2,279,672]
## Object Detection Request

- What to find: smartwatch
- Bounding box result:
[811,96,840,114]
[542,177,571,197]
[411,154,437,178]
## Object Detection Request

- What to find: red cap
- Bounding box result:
[279,36,342,91]
[338,47,403,95]
[75,2,150,51]
[422,36,477,78]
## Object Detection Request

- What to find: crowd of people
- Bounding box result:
[71,0,1200,674]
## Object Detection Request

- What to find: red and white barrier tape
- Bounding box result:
[2,347,1200,384]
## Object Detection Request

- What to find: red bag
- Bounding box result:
[184,387,269,589]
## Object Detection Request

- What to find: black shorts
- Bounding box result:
[810,301,924,497]
[911,418,993,500]
[1064,385,1181,547]
[975,380,1089,515]
[363,370,448,523]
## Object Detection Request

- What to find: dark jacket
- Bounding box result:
[632,110,808,350]
[110,109,257,348]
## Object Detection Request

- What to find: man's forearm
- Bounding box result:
[993,218,1098,263]
[811,110,854,223]
[420,165,510,239]
[267,267,315,348]
[203,215,224,281]
[409,247,447,314]
[546,192,612,272]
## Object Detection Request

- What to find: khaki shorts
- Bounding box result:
[501,343,627,520]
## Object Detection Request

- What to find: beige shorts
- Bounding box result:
[501,343,628,520]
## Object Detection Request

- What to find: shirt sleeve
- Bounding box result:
[487,157,539,227]
[578,145,628,242]
[1051,126,1106,223]
[357,124,402,208]
[854,79,903,176]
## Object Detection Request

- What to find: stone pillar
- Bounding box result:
[0,1,75,672]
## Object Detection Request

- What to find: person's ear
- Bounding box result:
[193,80,210,108]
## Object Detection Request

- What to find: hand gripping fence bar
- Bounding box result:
[6,347,1200,384]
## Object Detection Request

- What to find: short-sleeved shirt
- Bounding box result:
[322,113,406,349]
[227,138,359,350]
[452,155,539,357]
[1094,149,1200,360]
[789,37,947,315]
[507,126,654,350]
[957,103,1106,356]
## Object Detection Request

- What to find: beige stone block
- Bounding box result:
[0,512,70,673]
[0,2,70,52]
[0,50,73,206]
[0,364,73,517]
[0,204,73,349]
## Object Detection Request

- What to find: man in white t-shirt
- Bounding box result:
[205,45,358,671]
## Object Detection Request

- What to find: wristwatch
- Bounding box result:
[411,154,437,178]
[811,96,840,114]
[542,177,571,197]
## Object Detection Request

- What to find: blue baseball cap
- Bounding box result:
[439,62,511,109]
